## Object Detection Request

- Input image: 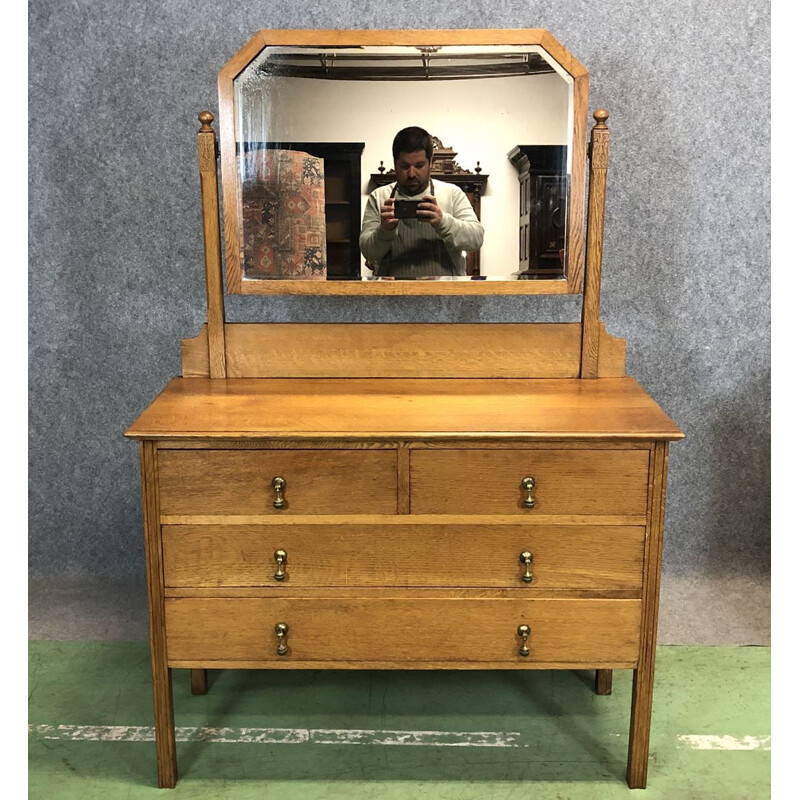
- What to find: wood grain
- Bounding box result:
[139,442,177,788]
[180,323,627,379]
[165,596,642,665]
[125,377,684,441]
[196,113,226,377]
[157,448,398,516]
[581,110,610,377]
[627,440,669,789]
[161,523,645,590]
[410,448,650,515]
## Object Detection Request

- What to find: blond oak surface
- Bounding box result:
[410,448,650,515]
[125,377,683,440]
[180,322,627,379]
[161,523,645,590]
[164,596,641,665]
[157,449,398,515]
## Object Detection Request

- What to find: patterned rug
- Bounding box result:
[240,149,327,280]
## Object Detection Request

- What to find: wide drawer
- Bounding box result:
[158,449,398,515]
[162,523,645,590]
[410,449,650,515]
[165,596,642,666]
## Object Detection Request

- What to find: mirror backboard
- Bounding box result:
[218,30,588,295]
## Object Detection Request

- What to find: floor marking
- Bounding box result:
[29,724,521,747]
[29,725,771,751]
[677,735,771,751]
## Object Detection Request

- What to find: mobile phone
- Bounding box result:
[394,200,422,220]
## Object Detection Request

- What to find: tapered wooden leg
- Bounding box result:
[595,669,612,695]
[627,662,655,788]
[141,442,178,788]
[191,669,208,695]
[627,441,669,789]
[152,663,178,788]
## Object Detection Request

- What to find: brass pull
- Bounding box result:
[519,551,533,583]
[517,624,531,657]
[275,622,289,655]
[272,476,286,509]
[274,549,287,582]
[521,476,536,508]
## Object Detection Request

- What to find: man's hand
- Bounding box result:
[380,198,399,231]
[418,195,443,227]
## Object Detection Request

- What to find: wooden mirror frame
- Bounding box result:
[217,29,589,296]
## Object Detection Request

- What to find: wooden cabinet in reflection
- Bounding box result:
[508,145,568,278]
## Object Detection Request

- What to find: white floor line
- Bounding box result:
[677,735,771,751]
[28,724,521,747]
[29,725,772,751]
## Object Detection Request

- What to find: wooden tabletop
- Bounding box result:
[125,377,683,441]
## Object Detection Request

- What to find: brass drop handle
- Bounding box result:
[274,549,287,582]
[275,622,289,655]
[521,476,536,508]
[517,624,531,657]
[519,551,533,584]
[272,476,286,509]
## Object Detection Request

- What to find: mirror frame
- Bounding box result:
[218,29,588,295]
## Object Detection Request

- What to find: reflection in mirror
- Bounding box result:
[232,45,574,282]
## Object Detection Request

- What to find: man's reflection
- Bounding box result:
[359,127,484,277]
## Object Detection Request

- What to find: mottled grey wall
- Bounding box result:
[29,1,769,584]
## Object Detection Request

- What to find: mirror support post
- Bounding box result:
[580,109,610,378]
[197,111,227,378]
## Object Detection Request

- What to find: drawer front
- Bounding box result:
[158,449,397,515]
[410,449,650,515]
[163,524,645,590]
[165,597,642,665]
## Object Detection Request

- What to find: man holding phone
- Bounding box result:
[359,127,484,277]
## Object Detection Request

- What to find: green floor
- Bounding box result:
[29,643,770,799]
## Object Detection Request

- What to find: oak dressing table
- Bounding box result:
[125,29,683,789]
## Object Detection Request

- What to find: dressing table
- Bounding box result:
[125,29,683,789]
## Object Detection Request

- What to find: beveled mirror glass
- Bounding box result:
[218,31,588,295]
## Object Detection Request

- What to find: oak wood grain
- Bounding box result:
[165,596,641,665]
[196,113,226,377]
[157,448,398,516]
[125,377,684,441]
[627,440,669,788]
[180,323,627,379]
[161,523,645,590]
[139,442,177,788]
[581,110,610,377]
[410,448,650,515]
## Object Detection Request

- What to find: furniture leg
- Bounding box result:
[627,661,655,788]
[595,668,612,695]
[190,668,208,695]
[141,441,178,788]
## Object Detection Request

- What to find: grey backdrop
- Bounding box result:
[29,3,770,602]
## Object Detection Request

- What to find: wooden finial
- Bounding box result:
[593,109,609,128]
[198,111,215,132]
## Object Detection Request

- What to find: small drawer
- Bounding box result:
[158,449,398,515]
[165,596,642,666]
[410,449,650,515]
[162,523,645,590]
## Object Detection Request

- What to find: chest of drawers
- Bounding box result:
[126,375,682,788]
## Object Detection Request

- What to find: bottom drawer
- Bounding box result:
[165,596,641,668]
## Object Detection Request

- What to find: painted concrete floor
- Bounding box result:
[28,642,770,799]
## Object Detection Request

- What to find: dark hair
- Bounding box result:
[392,126,433,162]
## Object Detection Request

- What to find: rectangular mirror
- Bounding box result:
[218,30,588,295]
